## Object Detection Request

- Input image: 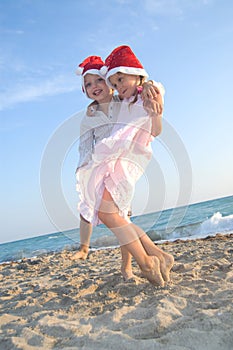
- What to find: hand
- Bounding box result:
[141,82,163,115]
[141,81,159,99]
[143,98,162,116]
[86,101,98,116]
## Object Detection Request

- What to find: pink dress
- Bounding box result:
[76,95,154,226]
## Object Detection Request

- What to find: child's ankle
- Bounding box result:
[80,244,89,254]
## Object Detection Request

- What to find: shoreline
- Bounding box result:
[1,230,232,266]
[0,233,232,349]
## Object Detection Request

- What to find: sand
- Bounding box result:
[0,233,232,350]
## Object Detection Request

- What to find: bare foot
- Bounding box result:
[142,256,165,287]
[121,268,135,282]
[160,254,174,282]
[70,250,88,260]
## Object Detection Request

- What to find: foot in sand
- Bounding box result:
[160,253,174,283]
[141,256,165,287]
[121,267,135,282]
[70,250,88,260]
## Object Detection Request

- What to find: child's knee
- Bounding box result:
[98,207,116,226]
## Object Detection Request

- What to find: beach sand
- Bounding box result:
[0,233,232,350]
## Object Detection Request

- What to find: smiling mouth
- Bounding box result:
[93,89,102,96]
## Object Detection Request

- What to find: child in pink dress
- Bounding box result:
[73,55,164,281]
[76,47,174,286]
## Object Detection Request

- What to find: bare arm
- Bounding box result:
[143,99,162,137]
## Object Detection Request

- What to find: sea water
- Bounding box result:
[0,195,232,264]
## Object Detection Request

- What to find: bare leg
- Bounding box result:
[132,224,174,282]
[120,209,134,281]
[98,189,164,287]
[70,215,92,260]
[120,246,134,281]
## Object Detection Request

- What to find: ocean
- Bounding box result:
[1,195,232,264]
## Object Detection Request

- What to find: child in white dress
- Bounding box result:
[75,51,173,285]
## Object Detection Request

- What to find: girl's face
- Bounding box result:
[109,72,140,99]
[84,74,112,102]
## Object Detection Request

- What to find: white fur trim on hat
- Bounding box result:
[76,66,83,75]
[100,66,108,76]
[105,66,148,88]
[82,68,104,77]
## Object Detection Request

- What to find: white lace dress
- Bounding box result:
[76,94,154,226]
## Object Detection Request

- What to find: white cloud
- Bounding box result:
[0,75,78,111]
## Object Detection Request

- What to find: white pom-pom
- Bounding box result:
[76,66,83,75]
[100,66,108,76]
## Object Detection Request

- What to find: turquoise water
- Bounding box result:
[0,195,232,264]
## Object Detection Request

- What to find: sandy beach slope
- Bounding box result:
[0,233,232,350]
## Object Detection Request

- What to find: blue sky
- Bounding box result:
[1,0,233,243]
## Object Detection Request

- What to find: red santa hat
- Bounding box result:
[101,45,148,88]
[76,55,105,94]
